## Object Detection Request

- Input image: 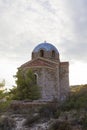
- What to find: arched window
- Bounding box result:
[40,50,44,57]
[32,52,34,58]
[52,50,55,57]
[34,74,38,84]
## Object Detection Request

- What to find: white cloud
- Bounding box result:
[0,0,87,87]
[70,61,87,85]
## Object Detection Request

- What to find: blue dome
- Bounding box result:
[33,42,59,53]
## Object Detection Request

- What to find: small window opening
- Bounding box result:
[32,52,34,58]
[34,74,37,84]
[40,50,44,57]
[52,50,55,57]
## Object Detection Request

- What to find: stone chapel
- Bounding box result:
[20,42,69,101]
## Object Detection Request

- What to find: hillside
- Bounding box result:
[0,84,87,130]
[62,84,87,110]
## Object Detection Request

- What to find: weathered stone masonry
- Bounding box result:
[20,42,69,101]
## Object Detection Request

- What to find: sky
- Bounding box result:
[0,0,87,89]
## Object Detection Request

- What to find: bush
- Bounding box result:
[39,103,59,119]
[0,101,11,113]
[12,69,41,100]
[54,110,61,118]
[81,115,87,130]
[0,116,16,130]
[49,120,72,130]
[60,85,87,111]
[24,114,40,127]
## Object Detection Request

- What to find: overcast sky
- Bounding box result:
[0,0,87,89]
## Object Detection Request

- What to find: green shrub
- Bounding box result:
[60,84,87,111]
[39,103,59,119]
[81,115,87,130]
[49,120,72,130]
[54,110,61,119]
[0,101,11,113]
[24,114,40,127]
[11,69,41,100]
[0,116,16,130]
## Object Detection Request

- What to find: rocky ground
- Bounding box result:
[0,103,87,130]
[1,83,87,130]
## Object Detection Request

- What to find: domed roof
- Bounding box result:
[33,42,59,53]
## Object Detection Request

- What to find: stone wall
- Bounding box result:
[20,44,69,102]
[32,67,60,101]
[59,62,69,100]
[23,60,69,102]
[32,50,59,61]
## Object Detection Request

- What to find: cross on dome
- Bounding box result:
[44,40,47,43]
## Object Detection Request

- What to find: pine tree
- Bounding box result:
[12,69,41,100]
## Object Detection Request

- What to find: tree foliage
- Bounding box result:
[11,69,41,100]
[0,80,6,99]
[0,79,5,88]
[61,84,87,111]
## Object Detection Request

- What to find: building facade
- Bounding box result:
[20,42,69,101]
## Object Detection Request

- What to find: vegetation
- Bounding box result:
[60,84,87,111]
[0,116,15,130]
[0,76,87,130]
[0,80,5,100]
[0,83,87,130]
[0,80,5,88]
[0,101,11,113]
[10,69,41,100]
[39,102,60,119]
[0,80,11,113]
[24,114,40,127]
[49,120,72,130]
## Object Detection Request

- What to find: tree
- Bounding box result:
[12,69,41,100]
[0,80,5,99]
[0,79,5,89]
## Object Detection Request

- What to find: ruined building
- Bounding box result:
[20,42,69,101]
